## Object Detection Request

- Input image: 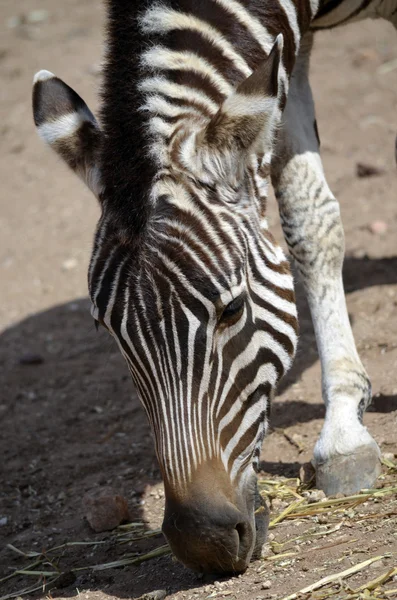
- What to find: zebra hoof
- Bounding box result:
[315,443,382,496]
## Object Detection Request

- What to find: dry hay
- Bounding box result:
[1,457,396,600]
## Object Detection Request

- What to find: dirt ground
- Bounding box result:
[1,2,397,600]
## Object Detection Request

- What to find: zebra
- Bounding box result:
[32,0,396,574]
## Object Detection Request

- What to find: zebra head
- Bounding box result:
[32,36,298,573]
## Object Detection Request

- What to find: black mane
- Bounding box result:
[100,0,156,237]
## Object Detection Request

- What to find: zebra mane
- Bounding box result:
[99,0,300,240]
[100,0,156,238]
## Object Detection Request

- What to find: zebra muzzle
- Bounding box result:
[162,493,256,574]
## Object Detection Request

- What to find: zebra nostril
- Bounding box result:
[235,520,251,556]
[235,521,246,540]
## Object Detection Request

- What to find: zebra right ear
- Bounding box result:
[32,70,103,199]
[181,35,283,185]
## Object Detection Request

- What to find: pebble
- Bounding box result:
[83,489,130,532]
[272,498,289,511]
[18,353,44,366]
[383,452,395,461]
[369,561,382,570]
[62,258,78,271]
[306,490,326,504]
[0,516,8,526]
[261,580,272,590]
[7,16,23,28]
[137,591,167,600]
[87,63,102,76]
[6,10,49,28]
[356,162,385,178]
[368,220,388,235]
[27,9,49,23]
[317,515,328,524]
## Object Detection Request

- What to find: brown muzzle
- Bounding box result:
[162,492,254,573]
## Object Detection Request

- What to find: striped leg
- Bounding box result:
[271,34,381,496]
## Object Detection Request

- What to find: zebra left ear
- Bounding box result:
[32,70,103,199]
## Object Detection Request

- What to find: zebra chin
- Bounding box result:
[161,466,269,574]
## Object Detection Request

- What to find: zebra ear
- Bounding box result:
[185,35,283,184]
[32,70,103,199]
[204,34,282,151]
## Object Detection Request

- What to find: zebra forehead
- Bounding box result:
[140,256,231,303]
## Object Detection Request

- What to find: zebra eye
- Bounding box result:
[219,296,245,325]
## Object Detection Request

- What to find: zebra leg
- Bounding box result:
[271,34,381,496]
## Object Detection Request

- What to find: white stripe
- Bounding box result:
[142,46,233,97]
[141,95,203,119]
[156,231,227,295]
[223,93,278,117]
[147,116,176,138]
[281,0,301,50]
[139,77,219,115]
[216,331,291,419]
[141,6,251,77]
[152,179,237,272]
[180,301,206,469]
[37,113,82,145]
[214,0,289,85]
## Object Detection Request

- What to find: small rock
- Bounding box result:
[19,353,44,366]
[317,515,328,525]
[87,63,102,76]
[368,220,388,235]
[0,516,8,526]
[62,258,78,271]
[27,10,49,23]
[307,490,326,504]
[383,452,395,461]
[369,561,382,570]
[352,48,379,68]
[261,580,272,590]
[137,591,167,600]
[356,162,385,178]
[6,15,24,29]
[83,489,130,532]
[271,498,288,511]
